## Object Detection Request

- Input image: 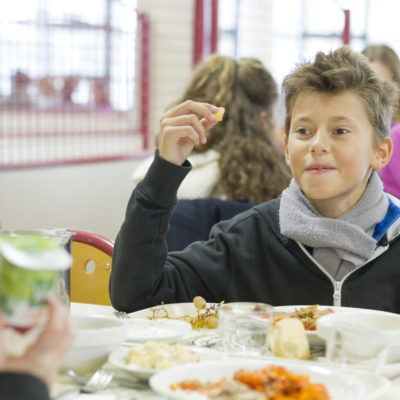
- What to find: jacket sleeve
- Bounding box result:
[0,372,50,400]
[109,151,237,312]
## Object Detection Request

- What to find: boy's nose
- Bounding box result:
[310,131,329,153]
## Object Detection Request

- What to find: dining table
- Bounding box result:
[51,302,400,400]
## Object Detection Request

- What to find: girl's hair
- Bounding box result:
[362,44,400,119]
[362,44,400,85]
[174,55,291,203]
[215,136,292,204]
[282,46,400,145]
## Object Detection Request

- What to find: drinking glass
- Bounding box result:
[218,302,273,356]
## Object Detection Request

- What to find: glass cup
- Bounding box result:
[325,321,399,374]
[218,302,273,356]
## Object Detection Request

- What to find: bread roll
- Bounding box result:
[269,318,310,360]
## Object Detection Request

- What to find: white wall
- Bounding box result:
[0,157,147,240]
[137,0,194,145]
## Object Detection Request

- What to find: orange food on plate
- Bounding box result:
[171,365,330,399]
[235,365,330,399]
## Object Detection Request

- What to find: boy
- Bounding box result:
[110,46,400,313]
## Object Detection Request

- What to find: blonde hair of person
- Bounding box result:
[282,46,399,145]
[362,44,400,121]
[173,55,291,204]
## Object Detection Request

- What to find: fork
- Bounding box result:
[53,369,115,399]
[114,310,131,319]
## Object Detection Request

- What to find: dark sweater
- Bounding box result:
[167,198,253,251]
[110,152,400,313]
[0,372,49,400]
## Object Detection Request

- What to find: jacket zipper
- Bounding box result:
[297,241,390,307]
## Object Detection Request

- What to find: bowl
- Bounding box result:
[317,309,400,340]
[61,314,128,373]
[317,309,400,363]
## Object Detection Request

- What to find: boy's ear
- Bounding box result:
[283,136,291,166]
[371,137,393,170]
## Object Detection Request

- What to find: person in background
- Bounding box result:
[134,55,291,250]
[132,55,291,201]
[110,46,400,314]
[166,135,283,250]
[362,44,400,198]
[0,298,74,400]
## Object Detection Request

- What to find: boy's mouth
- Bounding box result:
[306,164,335,173]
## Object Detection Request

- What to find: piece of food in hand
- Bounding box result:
[269,318,310,360]
[213,107,225,122]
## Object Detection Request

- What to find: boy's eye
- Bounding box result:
[296,127,309,135]
[334,128,349,135]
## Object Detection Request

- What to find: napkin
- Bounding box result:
[78,396,117,400]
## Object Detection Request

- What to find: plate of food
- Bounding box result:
[125,318,192,343]
[273,304,345,346]
[149,358,389,400]
[273,305,400,343]
[108,341,227,380]
[128,297,222,330]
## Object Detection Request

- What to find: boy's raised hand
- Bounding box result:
[158,100,220,165]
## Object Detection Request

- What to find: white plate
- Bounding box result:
[126,318,192,343]
[128,302,201,320]
[128,303,345,346]
[149,358,389,400]
[108,344,227,380]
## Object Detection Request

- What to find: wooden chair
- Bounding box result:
[69,229,114,305]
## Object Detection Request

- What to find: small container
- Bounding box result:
[0,232,72,331]
[325,321,400,374]
[218,302,273,356]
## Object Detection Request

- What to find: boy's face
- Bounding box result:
[284,91,392,218]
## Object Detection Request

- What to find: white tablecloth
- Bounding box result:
[51,303,400,400]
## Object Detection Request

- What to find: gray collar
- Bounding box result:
[279,172,389,279]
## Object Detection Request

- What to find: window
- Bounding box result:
[217,0,400,87]
[217,0,240,58]
[0,0,144,167]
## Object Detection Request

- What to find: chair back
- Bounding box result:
[69,229,114,305]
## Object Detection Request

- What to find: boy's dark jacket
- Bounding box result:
[110,152,400,313]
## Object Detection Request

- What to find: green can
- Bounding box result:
[0,233,72,330]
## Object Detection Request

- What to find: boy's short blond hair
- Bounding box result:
[282,46,400,145]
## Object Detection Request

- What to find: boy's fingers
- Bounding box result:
[161,115,206,144]
[164,100,218,123]
[201,117,220,132]
[163,126,201,146]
